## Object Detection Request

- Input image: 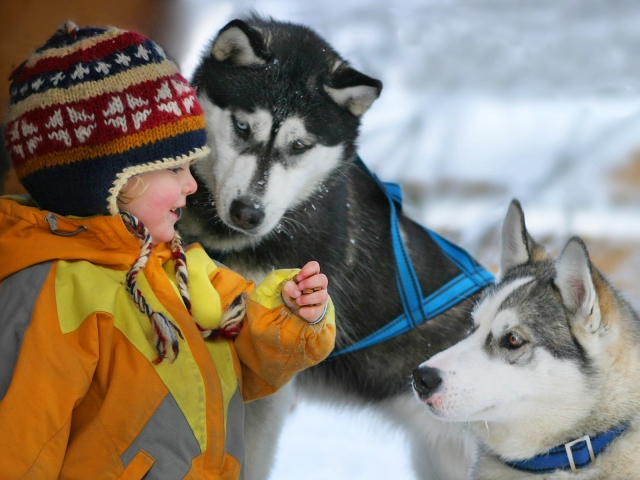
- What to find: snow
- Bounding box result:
[271,401,417,479]
[166,1,640,477]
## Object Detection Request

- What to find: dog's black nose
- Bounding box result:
[230,197,265,230]
[412,366,443,399]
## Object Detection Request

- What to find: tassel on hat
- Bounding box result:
[58,20,79,37]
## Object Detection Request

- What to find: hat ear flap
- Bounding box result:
[211,19,269,66]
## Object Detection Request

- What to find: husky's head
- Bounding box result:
[183,15,382,250]
[412,199,640,459]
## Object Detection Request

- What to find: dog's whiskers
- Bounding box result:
[280,216,309,235]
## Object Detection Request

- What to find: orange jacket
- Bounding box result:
[0,197,335,479]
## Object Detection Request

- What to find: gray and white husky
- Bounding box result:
[412,199,640,479]
[180,14,488,479]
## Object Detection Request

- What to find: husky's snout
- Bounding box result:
[412,365,443,400]
[229,196,265,231]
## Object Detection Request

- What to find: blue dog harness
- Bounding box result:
[505,423,630,474]
[328,159,494,358]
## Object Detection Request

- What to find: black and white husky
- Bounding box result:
[180,14,492,479]
[413,199,640,479]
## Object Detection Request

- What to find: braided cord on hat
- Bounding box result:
[121,212,244,364]
[170,232,245,340]
[170,231,192,314]
[121,212,183,363]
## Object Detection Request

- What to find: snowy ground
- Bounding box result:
[165,2,640,478]
[271,401,417,479]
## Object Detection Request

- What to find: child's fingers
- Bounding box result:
[295,289,328,308]
[296,273,328,294]
[281,280,302,312]
[281,279,299,298]
[297,304,327,323]
[295,261,321,283]
[285,262,329,323]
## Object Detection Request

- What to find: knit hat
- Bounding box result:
[2,22,245,364]
[4,21,209,216]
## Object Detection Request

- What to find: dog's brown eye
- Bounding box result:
[507,332,524,349]
[291,140,310,153]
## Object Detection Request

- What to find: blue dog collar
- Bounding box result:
[505,423,630,474]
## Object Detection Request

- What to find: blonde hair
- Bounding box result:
[116,175,148,208]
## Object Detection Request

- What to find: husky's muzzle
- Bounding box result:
[229,195,265,231]
[412,365,443,400]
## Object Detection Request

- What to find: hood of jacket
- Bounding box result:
[0,196,173,282]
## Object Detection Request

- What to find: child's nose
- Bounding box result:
[184,168,198,195]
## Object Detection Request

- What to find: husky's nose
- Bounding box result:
[412,366,443,399]
[230,196,265,230]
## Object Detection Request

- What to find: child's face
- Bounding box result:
[117,162,197,244]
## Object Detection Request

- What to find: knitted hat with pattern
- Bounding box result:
[4,21,210,216]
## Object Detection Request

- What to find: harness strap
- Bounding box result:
[505,423,630,474]
[328,158,494,358]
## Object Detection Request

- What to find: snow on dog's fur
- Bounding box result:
[413,199,640,479]
[180,14,489,480]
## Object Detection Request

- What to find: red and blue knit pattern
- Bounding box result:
[9,33,166,103]
[4,22,208,216]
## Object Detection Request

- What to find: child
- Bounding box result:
[0,22,335,479]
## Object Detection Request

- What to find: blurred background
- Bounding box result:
[3,1,640,478]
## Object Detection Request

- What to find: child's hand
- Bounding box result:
[282,261,329,323]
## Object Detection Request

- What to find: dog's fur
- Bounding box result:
[180,15,486,479]
[412,199,640,479]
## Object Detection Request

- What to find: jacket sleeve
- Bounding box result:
[208,265,336,401]
[0,265,95,478]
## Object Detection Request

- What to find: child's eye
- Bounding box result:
[169,166,184,174]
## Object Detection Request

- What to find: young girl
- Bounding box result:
[0,22,335,479]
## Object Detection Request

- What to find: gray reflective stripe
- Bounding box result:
[0,261,53,401]
[121,392,200,479]
[226,387,245,479]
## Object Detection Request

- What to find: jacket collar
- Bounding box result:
[0,197,173,280]
[504,423,629,474]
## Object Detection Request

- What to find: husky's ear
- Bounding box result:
[211,20,269,66]
[500,199,547,274]
[555,237,601,334]
[324,66,382,117]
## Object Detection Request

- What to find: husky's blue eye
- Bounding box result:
[233,117,250,137]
